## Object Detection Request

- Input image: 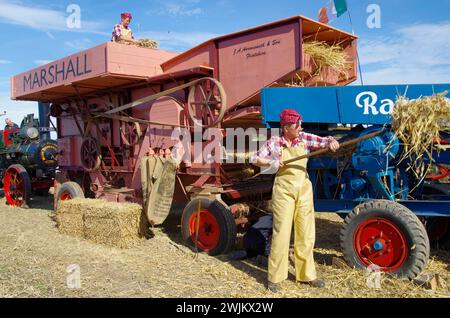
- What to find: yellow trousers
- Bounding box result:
[268,145,317,283]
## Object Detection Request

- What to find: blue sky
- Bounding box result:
[1,0,450,124]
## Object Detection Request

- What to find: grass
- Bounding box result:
[0,196,449,298]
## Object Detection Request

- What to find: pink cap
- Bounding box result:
[121,12,132,20]
[280,109,302,126]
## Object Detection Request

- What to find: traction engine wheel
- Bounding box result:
[3,164,31,208]
[187,77,227,128]
[340,200,430,279]
[181,198,236,256]
[80,137,101,172]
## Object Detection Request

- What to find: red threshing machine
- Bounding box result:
[11,16,357,255]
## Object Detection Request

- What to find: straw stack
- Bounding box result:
[303,41,350,77]
[56,198,148,248]
[389,91,450,178]
[137,38,159,49]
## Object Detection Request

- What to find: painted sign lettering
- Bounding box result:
[22,54,92,92]
[233,38,281,59]
[355,91,395,115]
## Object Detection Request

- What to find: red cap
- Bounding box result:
[121,12,132,20]
[280,109,302,126]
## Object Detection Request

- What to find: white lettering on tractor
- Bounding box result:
[356,91,395,115]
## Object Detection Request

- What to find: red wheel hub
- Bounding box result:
[4,167,26,207]
[60,191,73,201]
[189,209,220,252]
[354,218,408,271]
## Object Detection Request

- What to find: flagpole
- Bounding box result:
[346,2,364,85]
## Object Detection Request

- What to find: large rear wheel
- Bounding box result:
[181,198,236,256]
[340,200,429,279]
[3,164,31,208]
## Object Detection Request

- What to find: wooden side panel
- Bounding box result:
[58,136,83,167]
[11,43,108,100]
[106,42,178,77]
[59,115,82,137]
[131,86,186,150]
[217,22,300,108]
[161,43,215,73]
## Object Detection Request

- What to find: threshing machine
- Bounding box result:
[10,16,449,279]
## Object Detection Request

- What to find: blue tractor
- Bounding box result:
[260,83,450,279]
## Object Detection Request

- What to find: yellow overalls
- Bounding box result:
[268,143,317,284]
[120,26,133,41]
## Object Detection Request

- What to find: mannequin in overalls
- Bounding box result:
[112,12,137,44]
[253,109,340,293]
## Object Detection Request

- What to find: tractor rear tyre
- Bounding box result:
[340,199,429,279]
[181,198,236,256]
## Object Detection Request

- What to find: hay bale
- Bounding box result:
[55,201,84,237]
[56,198,148,248]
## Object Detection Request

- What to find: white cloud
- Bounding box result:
[33,60,52,66]
[137,30,219,52]
[0,91,38,126]
[359,22,450,85]
[165,4,203,16]
[0,0,108,35]
[148,1,204,17]
[46,31,55,40]
[0,60,12,64]
[64,38,94,51]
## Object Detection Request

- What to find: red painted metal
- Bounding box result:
[192,175,211,189]
[354,218,408,272]
[188,209,220,252]
[2,128,20,147]
[426,164,450,181]
[4,166,27,207]
[60,191,72,200]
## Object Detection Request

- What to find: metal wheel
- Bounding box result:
[120,121,142,146]
[187,77,227,128]
[353,218,408,271]
[181,198,236,256]
[341,200,429,279]
[56,181,85,201]
[80,137,101,172]
[3,164,31,207]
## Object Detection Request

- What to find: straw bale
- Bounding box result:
[56,198,147,248]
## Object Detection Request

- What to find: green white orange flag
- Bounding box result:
[318,0,348,24]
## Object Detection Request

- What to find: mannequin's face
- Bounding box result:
[283,121,302,140]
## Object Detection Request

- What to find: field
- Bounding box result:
[0,195,449,298]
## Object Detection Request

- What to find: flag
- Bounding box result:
[318,0,348,24]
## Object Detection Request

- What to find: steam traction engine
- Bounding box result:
[0,107,58,207]
[11,16,449,279]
